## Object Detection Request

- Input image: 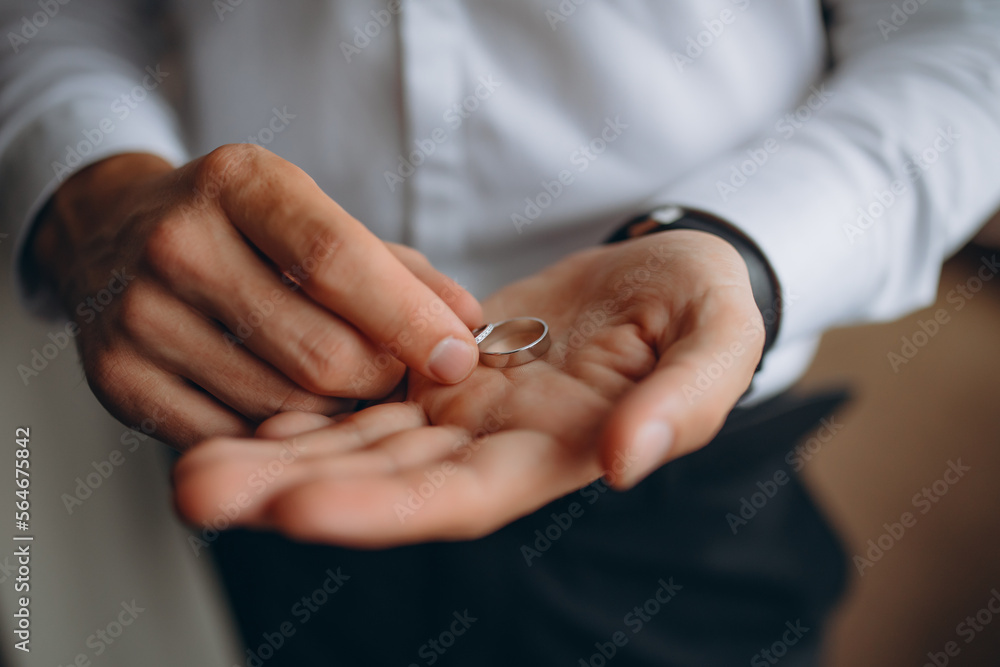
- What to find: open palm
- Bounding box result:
[174,231,764,548]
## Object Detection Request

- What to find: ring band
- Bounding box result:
[472,317,550,368]
[473,322,495,345]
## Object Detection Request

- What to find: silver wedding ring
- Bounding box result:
[472,317,550,368]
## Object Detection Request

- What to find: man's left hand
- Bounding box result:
[173,230,765,547]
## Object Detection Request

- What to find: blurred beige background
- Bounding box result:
[1,237,999,665]
[804,241,1000,666]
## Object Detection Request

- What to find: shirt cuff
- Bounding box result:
[642,135,943,350]
[2,93,189,319]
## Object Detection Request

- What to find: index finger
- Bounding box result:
[201,144,481,385]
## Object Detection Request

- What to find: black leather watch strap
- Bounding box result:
[605,205,782,365]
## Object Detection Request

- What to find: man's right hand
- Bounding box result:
[30,145,483,448]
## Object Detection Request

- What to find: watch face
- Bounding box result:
[650,206,685,225]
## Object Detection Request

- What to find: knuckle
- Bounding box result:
[116,284,162,342]
[299,229,346,285]
[142,216,202,282]
[84,349,149,418]
[87,349,125,395]
[194,143,262,193]
[301,228,344,277]
[293,325,351,393]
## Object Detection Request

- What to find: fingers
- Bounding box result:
[146,212,404,398]
[255,411,336,440]
[196,145,481,385]
[386,243,483,329]
[174,402,430,525]
[256,402,428,456]
[124,286,350,420]
[261,429,599,548]
[285,425,469,478]
[174,420,602,549]
[83,346,254,450]
[600,285,764,489]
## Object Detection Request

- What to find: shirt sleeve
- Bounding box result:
[650,0,1000,348]
[0,0,189,317]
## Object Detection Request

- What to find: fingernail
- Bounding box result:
[618,420,673,489]
[428,336,477,384]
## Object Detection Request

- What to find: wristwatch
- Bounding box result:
[605,205,782,367]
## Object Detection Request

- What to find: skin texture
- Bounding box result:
[172,229,765,548]
[30,146,484,447]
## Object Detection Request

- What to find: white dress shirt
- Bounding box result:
[2,0,999,401]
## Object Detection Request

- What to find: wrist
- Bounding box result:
[28,153,174,303]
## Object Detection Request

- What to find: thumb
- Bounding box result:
[599,286,763,489]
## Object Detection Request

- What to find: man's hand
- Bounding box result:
[173,230,764,546]
[32,146,483,448]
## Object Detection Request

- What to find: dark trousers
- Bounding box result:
[211,389,850,666]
